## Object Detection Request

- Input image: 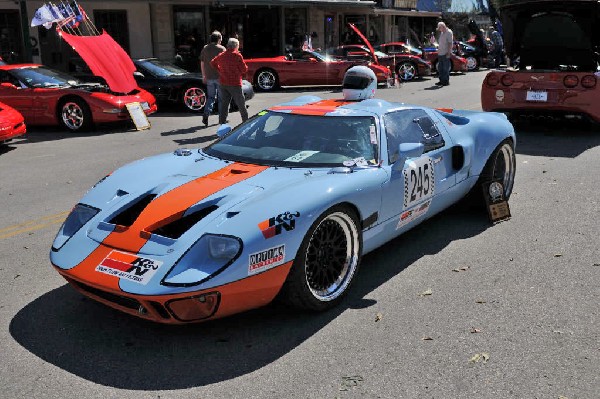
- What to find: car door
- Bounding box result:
[379,108,457,226]
[288,52,328,86]
[134,66,169,101]
[0,71,34,121]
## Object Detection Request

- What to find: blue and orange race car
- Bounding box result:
[50,87,516,324]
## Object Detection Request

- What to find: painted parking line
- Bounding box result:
[0,211,69,239]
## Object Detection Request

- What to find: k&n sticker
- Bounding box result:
[96,250,163,285]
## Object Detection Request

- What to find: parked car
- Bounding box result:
[326,44,432,81]
[0,64,157,131]
[456,41,489,71]
[379,41,468,74]
[50,88,516,324]
[246,50,392,91]
[133,58,254,113]
[481,0,600,123]
[0,100,26,145]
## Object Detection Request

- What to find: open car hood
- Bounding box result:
[499,0,600,71]
[349,23,378,64]
[60,30,137,93]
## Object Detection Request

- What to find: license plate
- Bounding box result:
[141,102,150,110]
[526,91,547,102]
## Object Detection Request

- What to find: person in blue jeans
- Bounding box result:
[435,21,453,87]
[199,31,225,126]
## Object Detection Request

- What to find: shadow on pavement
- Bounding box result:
[10,206,490,390]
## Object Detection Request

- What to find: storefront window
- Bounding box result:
[0,11,23,63]
[284,8,307,52]
[173,8,205,72]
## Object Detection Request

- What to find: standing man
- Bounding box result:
[210,38,249,126]
[436,21,453,87]
[199,31,225,127]
[489,26,504,68]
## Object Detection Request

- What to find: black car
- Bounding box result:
[133,58,254,112]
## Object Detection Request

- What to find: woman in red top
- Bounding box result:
[210,38,249,125]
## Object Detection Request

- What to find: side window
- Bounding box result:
[383,109,445,164]
[415,116,445,152]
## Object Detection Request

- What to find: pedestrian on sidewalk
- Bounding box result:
[436,21,453,87]
[199,31,225,127]
[210,38,249,126]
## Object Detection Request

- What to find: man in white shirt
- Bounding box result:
[436,21,453,86]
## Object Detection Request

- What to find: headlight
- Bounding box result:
[52,204,100,251]
[162,234,242,287]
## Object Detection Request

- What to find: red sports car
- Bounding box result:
[379,42,468,74]
[0,100,26,144]
[0,64,157,131]
[246,50,392,91]
[326,44,432,81]
[481,0,600,123]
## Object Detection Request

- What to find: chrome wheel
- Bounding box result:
[257,70,277,91]
[397,62,417,81]
[466,56,478,71]
[61,102,85,131]
[183,87,206,111]
[304,211,360,302]
[491,142,516,198]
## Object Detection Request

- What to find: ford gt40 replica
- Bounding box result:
[50,94,516,324]
[133,58,254,113]
[0,64,157,131]
[481,0,600,122]
[0,100,26,145]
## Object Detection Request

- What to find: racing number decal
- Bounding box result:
[403,157,435,208]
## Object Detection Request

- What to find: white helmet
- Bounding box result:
[342,65,377,101]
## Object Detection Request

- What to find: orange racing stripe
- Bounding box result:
[270,99,353,116]
[64,163,268,290]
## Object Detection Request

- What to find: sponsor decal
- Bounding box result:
[284,151,319,162]
[495,90,505,103]
[95,250,163,285]
[396,200,431,229]
[249,244,285,274]
[258,211,300,239]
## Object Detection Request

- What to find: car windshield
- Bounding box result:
[10,67,80,88]
[204,111,378,167]
[136,59,188,77]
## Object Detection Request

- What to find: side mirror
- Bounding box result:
[216,124,232,138]
[133,71,145,78]
[0,82,18,89]
[393,142,424,171]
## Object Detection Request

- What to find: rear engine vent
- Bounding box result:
[152,205,219,239]
[109,194,156,227]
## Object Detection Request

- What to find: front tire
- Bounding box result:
[396,62,417,81]
[59,98,92,132]
[280,205,362,311]
[255,69,279,91]
[181,86,206,112]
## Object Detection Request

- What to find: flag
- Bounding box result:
[56,2,76,27]
[31,4,62,28]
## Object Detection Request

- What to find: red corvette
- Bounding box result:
[481,0,600,123]
[0,100,26,144]
[326,44,432,81]
[246,50,392,91]
[379,42,468,74]
[0,64,157,131]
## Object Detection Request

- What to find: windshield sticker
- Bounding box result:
[258,111,268,116]
[95,250,163,285]
[343,157,369,167]
[285,151,319,162]
[248,244,286,275]
[403,156,435,209]
[370,125,377,144]
[396,200,431,229]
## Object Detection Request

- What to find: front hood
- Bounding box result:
[500,0,600,70]
[349,23,378,64]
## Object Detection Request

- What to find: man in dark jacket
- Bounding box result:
[210,38,248,125]
[199,31,225,126]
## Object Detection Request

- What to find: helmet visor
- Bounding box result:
[343,75,373,90]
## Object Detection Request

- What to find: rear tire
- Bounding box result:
[396,62,417,81]
[465,139,516,208]
[279,205,362,311]
[255,69,279,91]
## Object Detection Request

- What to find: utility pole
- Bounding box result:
[19,1,32,62]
